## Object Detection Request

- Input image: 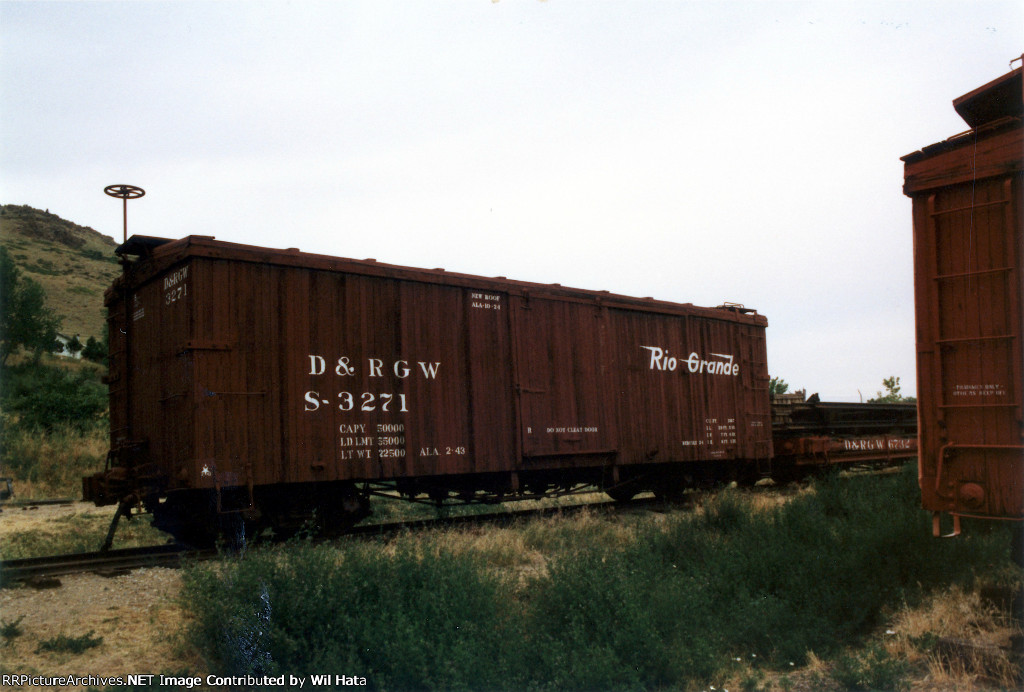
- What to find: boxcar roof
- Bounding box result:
[115,234,767,326]
[901,63,1023,167]
[953,61,1023,129]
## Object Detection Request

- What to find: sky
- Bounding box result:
[2,1,1021,401]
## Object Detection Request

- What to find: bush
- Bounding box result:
[0,361,108,498]
[182,542,524,689]
[35,630,103,654]
[1,361,107,432]
[832,642,910,691]
[180,466,1014,690]
[1,616,25,644]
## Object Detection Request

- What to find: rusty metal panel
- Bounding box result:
[904,64,1024,523]
[774,436,918,467]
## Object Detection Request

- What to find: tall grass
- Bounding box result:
[0,420,106,499]
[179,465,1017,690]
[0,508,169,560]
[0,359,108,499]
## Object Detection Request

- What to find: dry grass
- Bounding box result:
[0,568,202,690]
[1,424,107,501]
[367,504,637,588]
[703,584,1023,692]
[887,585,1023,691]
[0,501,169,559]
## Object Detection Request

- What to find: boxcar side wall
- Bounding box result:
[106,238,771,501]
[905,117,1024,524]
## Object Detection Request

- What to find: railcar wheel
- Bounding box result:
[605,484,638,502]
[313,487,372,536]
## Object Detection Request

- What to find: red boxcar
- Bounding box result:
[902,62,1024,535]
[85,235,771,540]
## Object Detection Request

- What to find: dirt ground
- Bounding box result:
[0,568,196,690]
[0,503,201,691]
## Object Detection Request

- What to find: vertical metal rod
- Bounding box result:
[104,184,145,244]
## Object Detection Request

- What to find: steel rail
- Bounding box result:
[348,496,665,538]
[0,544,215,585]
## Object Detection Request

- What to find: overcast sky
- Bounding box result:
[2,1,1021,401]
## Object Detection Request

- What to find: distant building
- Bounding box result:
[54,333,83,359]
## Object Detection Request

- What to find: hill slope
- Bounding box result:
[0,204,120,340]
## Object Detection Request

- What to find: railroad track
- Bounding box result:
[0,544,216,585]
[350,495,651,536]
[0,495,684,585]
[0,498,76,509]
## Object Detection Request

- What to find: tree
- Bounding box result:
[66,334,83,357]
[868,376,916,404]
[82,335,106,364]
[769,376,789,397]
[0,246,61,365]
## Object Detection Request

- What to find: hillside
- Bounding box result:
[0,204,120,340]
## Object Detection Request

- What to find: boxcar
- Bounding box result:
[84,235,771,540]
[902,62,1024,535]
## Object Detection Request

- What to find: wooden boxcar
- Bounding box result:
[902,62,1024,535]
[84,235,771,540]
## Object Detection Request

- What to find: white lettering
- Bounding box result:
[418,361,441,379]
[304,391,320,411]
[641,345,664,369]
[309,355,326,375]
[162,267,189,289]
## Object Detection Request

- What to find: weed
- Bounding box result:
[739,671,765,692]
[182,540,524,689]
[832,643,910,691]
[178,465,1014,690]
[0,420,106,500]
[1,616,25,644]
[35,630,103,654]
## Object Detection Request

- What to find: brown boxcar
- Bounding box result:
[85,235,771,540]
[902,62,1024,535]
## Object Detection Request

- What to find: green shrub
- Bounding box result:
[182,541,524,689]
[832,642,910,691]
[180,466,1014,690]
[1,362,107,432]
[1,616,25,644]
[35,630,103,654]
